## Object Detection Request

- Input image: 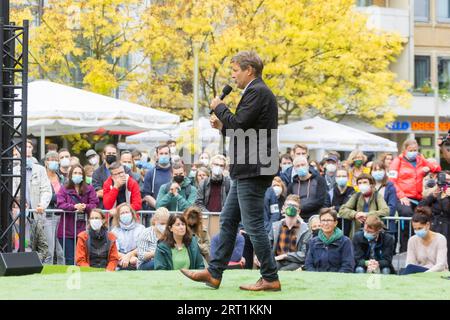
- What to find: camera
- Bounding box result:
[437,172,447,187]
[439,130,450,146]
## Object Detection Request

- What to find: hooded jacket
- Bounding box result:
[156,177,197,212]
[103,175,142,211]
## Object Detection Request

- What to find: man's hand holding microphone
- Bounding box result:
[209,85,232,130]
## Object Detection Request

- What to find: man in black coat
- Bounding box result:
[353,215,395,274]
[181,51,280,292]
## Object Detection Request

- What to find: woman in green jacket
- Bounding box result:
[154,213,205,270]
[339,173,389,238]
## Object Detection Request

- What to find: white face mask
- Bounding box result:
[326,163,337,173]
[199,158,209,166]
[359,184,371,195]
[60,158,70,167]
[89,157,99,166]
[273,186,282,197]
[170,146,177,154]
[90,219,103,231]
[211,166,223,176]
[156,224,166,233]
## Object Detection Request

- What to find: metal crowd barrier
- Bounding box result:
[20,209,412,267]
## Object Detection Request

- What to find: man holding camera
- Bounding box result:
[419,170,450,267]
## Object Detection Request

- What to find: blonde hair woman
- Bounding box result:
[346,150,370,192]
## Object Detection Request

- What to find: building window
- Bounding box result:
[438,57,450,92]
[356,0,372,6]
[414,56,431,90]
[437,0,450,22]
[415,0,430,22]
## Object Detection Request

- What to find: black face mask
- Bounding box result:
[312,229,320,237]
[106,155,117,165]
[173,175,184,184]
[426,179,436,188]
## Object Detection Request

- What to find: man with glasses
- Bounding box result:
[195,155,231,212]
[102,162,142,211]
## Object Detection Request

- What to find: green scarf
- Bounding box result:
[318,227,343,245]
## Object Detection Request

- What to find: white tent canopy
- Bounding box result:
[17,80,180,137]
[126,116,222,153]
[279,116,398,153]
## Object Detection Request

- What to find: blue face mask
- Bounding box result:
[189,170,196,178]
[372,170,385,181]
[159,155,170,166]
[406,151,418,161]
[364,232,376,241]
[296,167,309,177]
[120,213,133,226]
[26,158,34,169]
[336,177,348,187]
[415,228,428,238]
[48,161,59,171]
[281,164,292,173]
[72,175,83,185]
[123,163,133,170]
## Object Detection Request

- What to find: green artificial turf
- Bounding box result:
[0,266,449,300]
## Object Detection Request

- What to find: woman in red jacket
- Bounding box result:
[76,208,119,271]
[388,139,441,252]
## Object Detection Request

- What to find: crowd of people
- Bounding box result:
[10,137,449,275]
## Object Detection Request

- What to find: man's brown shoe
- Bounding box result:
[180,268,221,289]
[239,278,281,291]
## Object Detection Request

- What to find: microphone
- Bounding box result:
[210,85,233,115]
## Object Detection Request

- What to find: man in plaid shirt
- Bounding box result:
[267,194,312,271]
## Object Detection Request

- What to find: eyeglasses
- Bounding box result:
[112,171,125,176]
[320,219,336,224]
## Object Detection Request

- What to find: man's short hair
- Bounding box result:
[231,51,264,78]
[210,154,228,166]
[285,194,300,207]
[103,144,117,154]
[172,163,184,171]
[293,143,308,154]
[280,153,293,162]
[131,150,142,158]
[45,151,59,160]
[156,144,169,154]
[356,173,375,186]
[108,162,123,171]
[293,155,308,166]
[58,148,69,154]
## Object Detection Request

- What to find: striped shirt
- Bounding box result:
[136,226,159,268]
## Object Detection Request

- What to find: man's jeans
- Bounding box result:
[40,213,65,265]
[208,177,278,282]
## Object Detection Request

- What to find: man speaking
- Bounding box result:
[181,51,280,291]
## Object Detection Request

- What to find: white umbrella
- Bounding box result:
[279,116,398,152]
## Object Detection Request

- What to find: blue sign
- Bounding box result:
[386,121,410,131]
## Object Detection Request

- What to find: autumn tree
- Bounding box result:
[130,0,410,126]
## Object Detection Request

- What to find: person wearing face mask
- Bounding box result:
[267,195,312,271]
[136,207,170,270]
[143,144,173,210]
[323,155,339,191]
[195,155,231,213]
[184,206,211,262]
[76,209,119,271]
[13,141,52,258]
[121,150,144,190]
[263,177,287,234]
[198,152,211,168]
[56,164,99,265]
[156,163,197,212]
[44,151,65,265]
[278,154,293,177]
[308,215,321,238]
[195,167,210,188]
[83,165,94,185]
[111,203,145,270]
[400,206,448,275]
[339,174,389,238]
[346,150,370,192]
[92,144,132,208]
[85,149,100,171]
[388,139,441,252]
[419,171,450,267]
[352,215,395,274]
[329,167,355,237]
[57,148,72,181]
[370,161,398,242]
[167,139,178,156]
[102,162,142,212]
[281,144,318,187]
[286,156,329,221]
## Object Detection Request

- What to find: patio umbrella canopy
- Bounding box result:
[279,116,398,152]
[17,80,180,136]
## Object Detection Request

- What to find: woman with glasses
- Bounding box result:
[305,208,354,273]
[75,209,119,271]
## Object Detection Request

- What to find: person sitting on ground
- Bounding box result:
[308,215,321,238]
[154,214,205,270]
[156,163,197,212]
[263,176,287,234]
[353,215,395,274]
[401,206,448,275]
[136,207,170,270]
[338,173,389,238]
[75,209,119,271]
[184,206,211,262]
[210,231,246,269]
[305,208,355,273]
[110,203,145,270]
[268,194,312,271]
